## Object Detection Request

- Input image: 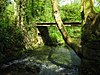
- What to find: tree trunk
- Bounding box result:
[52,0,100,74]
[14,0,30,49]
[52,0,81,58]
[14,0,39,49]
[80,0,100,75]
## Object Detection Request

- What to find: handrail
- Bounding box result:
[36,22,81,26]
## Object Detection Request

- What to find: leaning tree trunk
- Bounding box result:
[80,0,100,75]
[52,0,100,74]
[52,0,81,58]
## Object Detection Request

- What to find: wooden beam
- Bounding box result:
[36,22,81,26]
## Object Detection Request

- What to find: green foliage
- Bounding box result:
[94,2,100,13]
[0,25,24,63]
[6,4,14,23]
[49,26,64,44]
[48,2,82,44]
[0,2,24,62]
[31,0,54,22]
[94,6,100,12]
[97,0,100,3]
[31,0,82,22]
[66,26,81,45]
[60,2,81,22]
[0,3,14,26]
[48,26,81,45]
[66,26,81,38]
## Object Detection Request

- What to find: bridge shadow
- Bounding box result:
[37,26,55,46]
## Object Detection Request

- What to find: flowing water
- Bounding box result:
[0,46,81,75]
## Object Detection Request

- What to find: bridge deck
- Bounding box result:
[36,22,81,26]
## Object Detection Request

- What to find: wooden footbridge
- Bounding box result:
[36,22,81,46]
[36,22,81,26]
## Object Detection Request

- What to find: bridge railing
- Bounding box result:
[36,22,81,26]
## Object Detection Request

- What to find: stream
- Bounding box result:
[0,46,81,75]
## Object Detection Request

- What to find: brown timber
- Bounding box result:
[36,22,81,26]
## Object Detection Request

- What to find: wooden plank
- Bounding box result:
[36,22,81,26]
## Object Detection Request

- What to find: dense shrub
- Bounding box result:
[0,25,24,63]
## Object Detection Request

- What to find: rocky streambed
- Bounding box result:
[0,46,81,75]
